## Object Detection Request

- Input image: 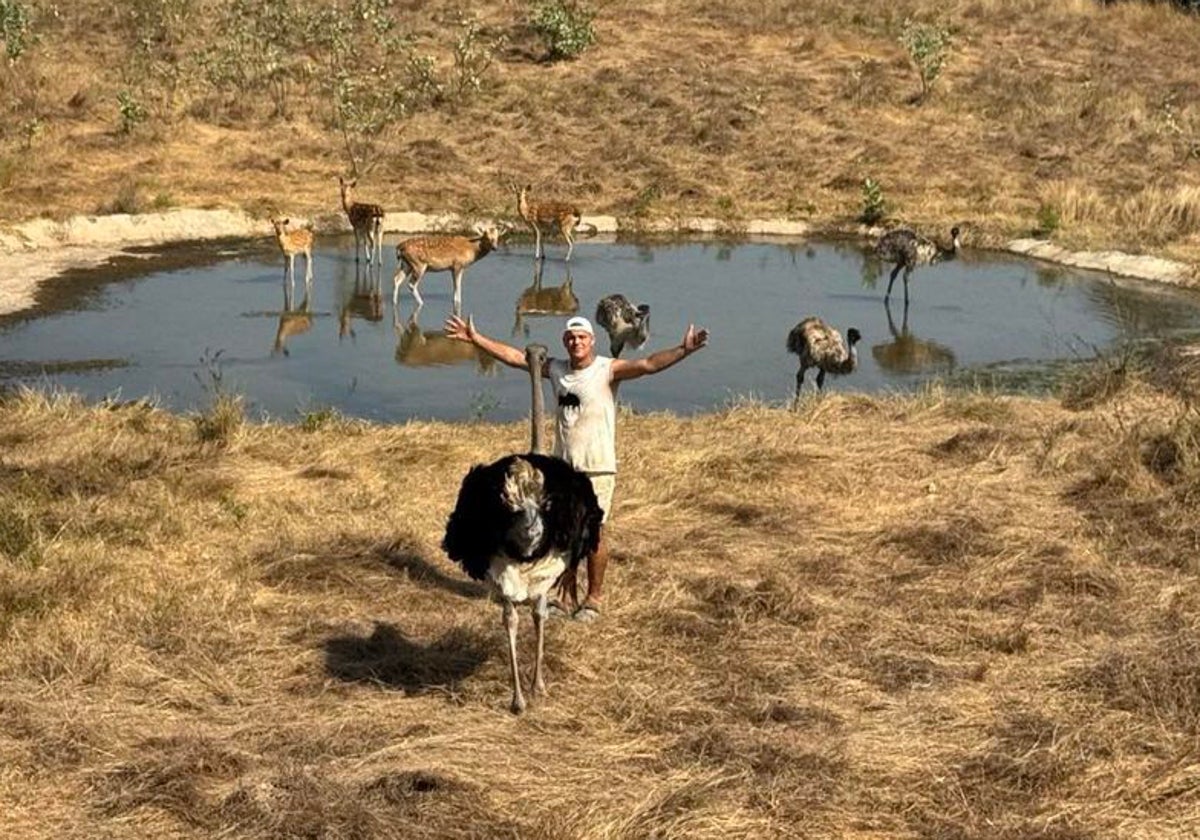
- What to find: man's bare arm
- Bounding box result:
[444,314,529,369]
[612,324,709,382]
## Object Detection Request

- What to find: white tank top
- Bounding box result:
[547,356,617,474]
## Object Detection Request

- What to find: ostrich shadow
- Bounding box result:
[324,621,492,695]
[379,540,489,600]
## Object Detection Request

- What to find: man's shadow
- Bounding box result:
[324,621,492,695]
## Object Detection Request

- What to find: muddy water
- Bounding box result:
[2,235,1198,422]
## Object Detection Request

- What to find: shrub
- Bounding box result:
[117,89,147,134]
[860,177,887,225]
[1035,203,1062,237]
[898,18,951,103]
[0,0,33,62]
[529,0,596,61]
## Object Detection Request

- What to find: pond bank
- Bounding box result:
[0,208,1195,318]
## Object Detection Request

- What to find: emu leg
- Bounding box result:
[503,600,526,714]
[816,369,827,390]
[885,263,903,302]
[531,596,548,699]
[903,267,912,307]
[795,366,806,402]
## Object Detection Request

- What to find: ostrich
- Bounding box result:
[787,316,861,401]
[595,294,650,358]
[442,342,603,714]
[874,225,962,305]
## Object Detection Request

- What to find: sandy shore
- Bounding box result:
[0,209,1194,318]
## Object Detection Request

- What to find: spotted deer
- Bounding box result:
[516,184,589,262]
[392,223,508,317]
[270,217,314,301]
[338,176,385,265]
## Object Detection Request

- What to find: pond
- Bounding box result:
[2,234,1199,423]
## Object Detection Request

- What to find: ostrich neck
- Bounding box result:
[529,357,545,454]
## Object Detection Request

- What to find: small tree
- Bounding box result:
[899,18,951,104]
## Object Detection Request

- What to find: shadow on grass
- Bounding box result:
[379,538,490,600]
[324,621,490,695]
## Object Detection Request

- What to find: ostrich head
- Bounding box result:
[501,457,546,558]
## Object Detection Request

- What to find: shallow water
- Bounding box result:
[2,235,1199,422]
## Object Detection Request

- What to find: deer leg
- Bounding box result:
[564,226,575,262]
[533,224,543,260]
[408,266,426,312]
[451,267,464,317]
[503,600,526,714]
[304,250,314,285]
[531,595,548,699]
[392,265,408,313]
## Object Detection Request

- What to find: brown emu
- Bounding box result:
[787,316,861,401]
[874,225,961,305]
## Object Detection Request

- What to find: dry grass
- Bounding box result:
[2,356,1200,838]
[0,1,1198,263]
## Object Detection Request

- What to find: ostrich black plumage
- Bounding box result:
[442,343,603,714]
[787,316,860,401]
[874,226,961,305]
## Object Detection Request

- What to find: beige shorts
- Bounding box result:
[587,473,616,523]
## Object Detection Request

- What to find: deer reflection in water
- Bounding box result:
[337,260,384,342]
[871,300,957,375]
[395,308,498,374]
[272,280,313,358]
[512,261,579,338]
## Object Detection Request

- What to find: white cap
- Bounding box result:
[563,316,594,336]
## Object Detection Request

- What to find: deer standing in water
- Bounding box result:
[338,176,385,266]
[516,184,588,262]
[270,217,314,304]
[392,223,507,317]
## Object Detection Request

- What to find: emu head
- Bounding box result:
[631,303,651,347]
[501,458,546,557]
[846,328,862,346]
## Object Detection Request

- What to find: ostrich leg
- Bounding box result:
[531,595,549,699]
[503,600,526,714]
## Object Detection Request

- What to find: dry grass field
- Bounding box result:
[0,0,1198,262]
[2,345,1200,838]
[5,2,1200,838]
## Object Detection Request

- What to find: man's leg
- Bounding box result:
[579,529,608,612]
